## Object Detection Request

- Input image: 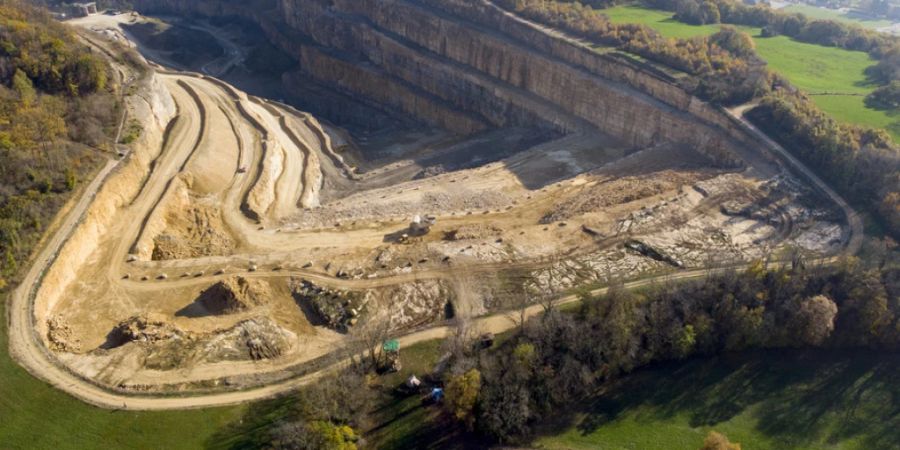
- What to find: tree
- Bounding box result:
[477,376,532,443]
[64,167,77,191]
[865,81,900,110]
[445,368,482,429]
[881,191,900,235]
[67,54,107,96]
[512,342,536,369]
[268,420,358,450]
[297,367,373,426]
[4,248,17,277]
[794,295,838,346]
[308,422,358,450]
[799,20,849,47]
[710,26,756,58]
[587,287,643,374]
[861,0,890,17]
[676,0,704,24]
[345,316,392,371]
[442,314,479,374]
[674,324,697,357]
[700,0,721,24]
[11,69,35,107]
[700,431,741,450]
[869,45,900,84]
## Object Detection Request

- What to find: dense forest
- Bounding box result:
[0,0,116,290]
[499,0,900,238]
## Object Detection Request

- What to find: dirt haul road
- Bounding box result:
[9,257,741,411]
[726,104,863,255]
[8,23,862,409]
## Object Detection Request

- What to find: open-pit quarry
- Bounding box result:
[8,0,859,408]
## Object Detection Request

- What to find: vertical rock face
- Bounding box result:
[131,0,753,163]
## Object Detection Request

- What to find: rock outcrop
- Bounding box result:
[289,278,364,331]
[105,313,187,349]
[101,314,293,368]
[46,316,82,352]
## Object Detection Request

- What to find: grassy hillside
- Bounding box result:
[602,4,723,37]
[601,5,898,140]
[781,4,893,30]
[534,349,900,450]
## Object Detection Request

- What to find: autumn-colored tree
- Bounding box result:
[700,431,741,450]
[0,0,115,294]
[794,295,839,346]
[268,420,358,450]
[445,368,482,429]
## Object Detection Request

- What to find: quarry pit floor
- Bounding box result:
[7,12,859,406]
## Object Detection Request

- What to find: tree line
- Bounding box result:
[438,258,899,444]
[0,0,118,290]
[653,0,894,56]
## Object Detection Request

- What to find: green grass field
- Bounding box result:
[535,349,900,450]
[601,4,729,37]
[600,5,723,38]
[600,5,900,140]
[781,4,893,30]
[0,298,247,450]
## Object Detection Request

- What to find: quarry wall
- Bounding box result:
[132,0,762,164]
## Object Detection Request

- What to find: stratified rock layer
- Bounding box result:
[130,0,756,165]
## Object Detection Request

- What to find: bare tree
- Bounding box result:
[537,251,569,318]
[505,293,531,333]
[442,314,482,376]
[344,313,392,372]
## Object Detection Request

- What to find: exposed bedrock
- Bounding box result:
[132,0,753,164]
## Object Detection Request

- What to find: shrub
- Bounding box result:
[866,80,900,110]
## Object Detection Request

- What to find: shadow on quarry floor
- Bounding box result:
[346,126,562,191]
[175,301,215,318]
[289,294,328,328]
[501,131,633,190]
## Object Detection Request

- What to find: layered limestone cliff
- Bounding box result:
[132,0,757,164]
